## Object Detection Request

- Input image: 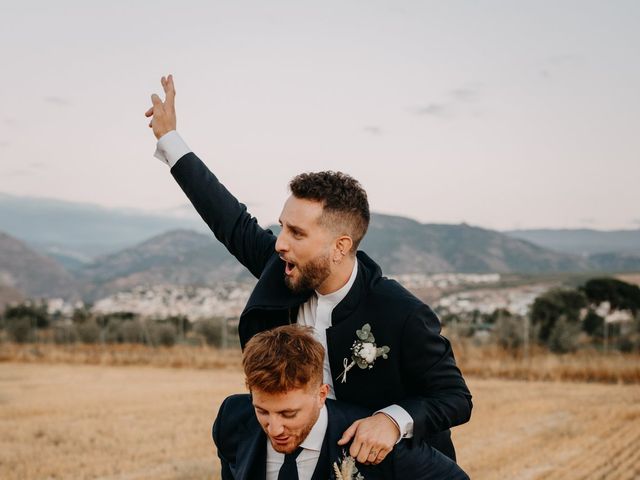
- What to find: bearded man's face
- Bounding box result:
[276,196,335,293]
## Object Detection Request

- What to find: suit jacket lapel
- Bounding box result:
[320,400,356,479]
[234,426,267,480]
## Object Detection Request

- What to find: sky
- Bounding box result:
[1,0,639,231]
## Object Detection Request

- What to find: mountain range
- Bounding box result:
[505,229,640,255]
[1,194,639,301]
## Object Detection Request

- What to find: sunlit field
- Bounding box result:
[1,357,638,479]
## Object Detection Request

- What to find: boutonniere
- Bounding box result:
[333,451,365,480]
[337,323,390,384]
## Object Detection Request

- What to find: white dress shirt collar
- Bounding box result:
[316,260,358,308]
[265,404,328,479]
[299,402,328,451]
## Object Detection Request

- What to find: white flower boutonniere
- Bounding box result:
[333,452,365,480]
[337,323,390,384]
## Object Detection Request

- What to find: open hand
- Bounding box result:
[337,413,400,465]
[145,74,177,139]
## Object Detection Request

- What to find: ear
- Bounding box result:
[333,235,354,261]
[318,383,329,406]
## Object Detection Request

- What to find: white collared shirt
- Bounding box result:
[296,261,358,400]
[266,404,328,480]
[154,132,414,438]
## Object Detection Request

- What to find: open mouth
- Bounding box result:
[282,258,297,276]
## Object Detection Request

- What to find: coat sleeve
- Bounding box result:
[391,439,470,480]
[212,396,235,480]
[171,152,277,278]
[395,304,473,445]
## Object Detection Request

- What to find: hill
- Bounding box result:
[0,232,78,299]
[0,192,205,262]
[504,228,640,255]
[80,230,252,300]
[361,215,590,274]
[81,216,590,301]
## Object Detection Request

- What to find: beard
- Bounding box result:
[268,419,315,454]
[284,253,332,293]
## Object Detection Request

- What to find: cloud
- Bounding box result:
[0,141,10,148]
[632,218,640,227]
[450,87,478,102]
[28,162,46,169]
[44,96,72,107]
[363,126,383,136]
[411,103,448,117]
[540,54,583,79]
[412,84,482,119]
[579,217,598,225]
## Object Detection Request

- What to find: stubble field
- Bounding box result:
[1,362,639,480]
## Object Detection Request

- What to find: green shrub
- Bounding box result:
[548,316,581,354]
[7,317,32,343]
[195,318,223,346]
[150,323,177,347]
[77,320,101,344]
[121,320,146,344]
[493,315,525,350]
[53,325,78,344]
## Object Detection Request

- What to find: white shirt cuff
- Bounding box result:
[376,405,414,443]
[153,130,191,168]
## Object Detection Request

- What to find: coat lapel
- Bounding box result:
[234,426,267,480]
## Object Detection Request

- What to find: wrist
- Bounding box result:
[374,412,401,441]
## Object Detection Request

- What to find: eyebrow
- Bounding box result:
[279,220,307,234]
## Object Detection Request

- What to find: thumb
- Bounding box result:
[337,420,360,445]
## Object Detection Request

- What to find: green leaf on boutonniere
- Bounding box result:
[356,324,370,340]
[377,345,390,359]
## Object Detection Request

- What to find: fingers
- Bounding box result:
[344,415,395,465]
[151,93,162,107]
[144,106,154,117]
[371,447,391,465]
[337,420,359,446]
[163,74,176,108]
[353,441,371,464]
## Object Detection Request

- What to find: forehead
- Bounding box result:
[279,196,325,227]
[252,386,313,411]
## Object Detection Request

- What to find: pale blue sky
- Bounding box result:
[1,1,638,230]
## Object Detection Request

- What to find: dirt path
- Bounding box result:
[1,363,638,479]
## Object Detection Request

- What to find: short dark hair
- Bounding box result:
[243,325,324,394]
[289,171,370,252]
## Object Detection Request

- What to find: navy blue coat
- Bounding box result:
[172,152,472,459]
[213,394,469,480]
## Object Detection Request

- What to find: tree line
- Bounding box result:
[442,277,640,354]
[2,277,639,354]
[0,305,238,348]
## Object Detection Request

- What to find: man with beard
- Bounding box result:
[146,75,472,464]
[213,325,469,479]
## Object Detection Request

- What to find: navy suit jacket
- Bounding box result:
[212,394,469,480]
[172,152,472,459]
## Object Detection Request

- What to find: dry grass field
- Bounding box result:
[3,342,638,384]
[1,362,639,480]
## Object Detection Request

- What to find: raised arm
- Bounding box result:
[145,76,276,277]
